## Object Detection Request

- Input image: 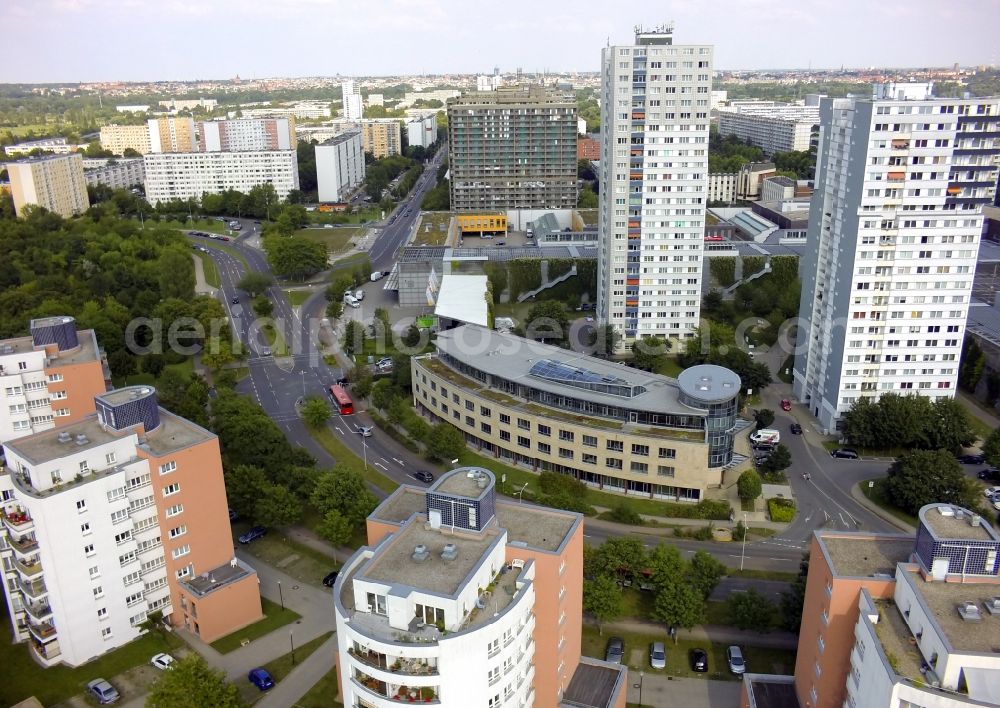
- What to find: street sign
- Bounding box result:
[869,481,875,488]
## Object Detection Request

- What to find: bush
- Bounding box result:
[709,257,737,287]
[547,258,574,280]
[659,499,731,520]
[508,259,543,300]
[608,503,643,525]
[737,470,763,501]
[742,255,766,276]
[767,498,796,522]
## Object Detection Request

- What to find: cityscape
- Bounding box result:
[1,5,1000,708]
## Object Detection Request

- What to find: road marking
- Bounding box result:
[393,457,405,466]
[374,462,388,471]
[839,512,848,527]
[335,426,345,435]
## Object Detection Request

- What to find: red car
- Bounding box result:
[781,399,792,411]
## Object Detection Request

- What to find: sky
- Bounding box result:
[3,0,999,83]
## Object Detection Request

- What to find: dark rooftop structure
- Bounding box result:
[180,557,256,598]
[744,674,800,708]
[560,657,627,708]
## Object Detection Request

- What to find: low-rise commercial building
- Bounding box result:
[0,317,108,445]
[316,129,365,203]
[334,466,626,708]
[412,325,747,502]
[0,385,262,666]
[143,150,299,205]
[759,175,796,202]
[4,137,83,157]
[82,158,145,190]
[360,119,402,158]
[8,154,89,218]
[718,104,819,155]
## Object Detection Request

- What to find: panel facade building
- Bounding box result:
[360,119,403,158]
[717,104,819,155]
[143,150,299,206]
[447,85,578,211]
[597,25,713,347]
[8,154,90,218]
[197,117,296,152]
[316,129,366,203]
[793,86,1000,432]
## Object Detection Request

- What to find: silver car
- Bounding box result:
[649,641,666,669]
[727,645,746,675]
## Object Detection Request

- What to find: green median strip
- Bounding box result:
[309,425,400,495]
[195,250,221,287]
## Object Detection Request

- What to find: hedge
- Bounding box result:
[483,261,508,298]
[767,498,796,522]
[770,255,799,283]
[547,258,575,281]
[709,257,737,287]
[660,499,732,520]
[742,255,766,277]
[508,259,543,300]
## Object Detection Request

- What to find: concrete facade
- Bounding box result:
[406,115,439,149]
[82,158,145,190]
[360,119,403,158]
[342,80,363,121]
[315,129,365,203]
[99,124,152,156]
[8,154,90,218]
[717,104,819,155]
[143,150,299,206]
[147,117,197,153]
[197,117,296,152]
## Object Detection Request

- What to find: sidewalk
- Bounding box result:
[192,252,217,296]
[602,618,798,650]
[957,391,1000,436]
[257,634,338,708]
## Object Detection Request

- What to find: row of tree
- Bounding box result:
[841,394,975,453]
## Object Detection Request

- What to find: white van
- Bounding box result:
[354,290,364,302]
[750,429,781,445]
[344,295,361,308]
[370,271,385,282]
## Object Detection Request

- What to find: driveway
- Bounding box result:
[628,674,741,708]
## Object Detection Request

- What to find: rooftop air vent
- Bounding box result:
[985,597,1000,615]
[938,506,955,517]
[957,601,982,622]
[412,544,429,562]
[57,432,72,443]
[75,434,89,446]
[441,543,458,561]
[477,476,488,489]
[971,515,981,527]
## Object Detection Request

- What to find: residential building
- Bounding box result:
[0,385,263,667]
[239,102,330,120]
[366,93,384,108]
[360,119,402,158]
[710,89,728,110]
[412,325,747,502]
[717,104,819,155]
[760,175,797,202]
[747,503,1000,708]
[793,89,1000,432]
[447,85,578,211]
[114,105,150,113]
[578,118,588,136]
[597,24,713,346]
[342,80,363,121]
[148,117,197,153]
[0,317,108,445]
[476,74,502,92]
[333,465,627,708]
[82,158,145,191]
[158,98,218,112]
[401,90,461,108]
[316,129,365,203]
[578,136,600,160]
[198,117,296,152]
[406,115,439,149]
[8,154,89,218]
[143,150,299,206]
[707,162,775,203]
[4,137,83,157]
[100,124,151,155]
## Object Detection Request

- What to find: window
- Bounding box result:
[488,666,501,685]
[631,461,648,474]
[538,424,551,437]
[499,430,510,442]
[517,418,530,430]
[465,415,474,427]
[487,637,500,657]
[97,607,108,619]
[606,458,623,470]
[165,503,183,518]
[119,550,137,566]
[558,430,574,442]
[76,499,87,513]
[110,508,129,525]
[480,422,491,434]
[114,530,132,545]
[583,453,597,464]
[538,442,551,454]
[517,436,530,448]
[89,565,100,579]
[658,447,676,459]
[172,544,190,560]
[84,543,95,556]
[176,565,191,579]
[93,585,104,599]
[657,465,675,477]
[169,525,187,539]
[465,400,474,411]
[583,435,598,447]
[105,452,117,465]
[162,483,180,497]
[480,405,491,417]
[158,461,176,475]
[101,627,113,639]
[559,448,573,459]
[499,413,510,425]
[631,444,649,456]
[607,440,624,452]
[81,521,91,534]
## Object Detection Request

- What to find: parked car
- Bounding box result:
[689,648,709,673]
[354,289,364,301]
[780,399,792,411]
[414,470,435,483]
[261,346,271,357]
[649,641,666,669]
[238,526,267,544]
[87,679,120,704]
[248,668,275,691]
[790,423,803,435]
[228,508,237,521]
[322,570,340,587]
[726,645,746,675]
[151,653,175,670]
[978,468,1000,481]
[830,448,860,459]
[336,376,349,386]
[959,453,986,464]
[984,486,1000,498]
[605,637,624,664]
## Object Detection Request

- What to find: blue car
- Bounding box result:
[238,526,266,544]
[248,668,275,691]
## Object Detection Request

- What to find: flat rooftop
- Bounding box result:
[561,658,625,708]
[433,468,493,498]
[921,506,998,541]
[496,501,578,553]
[902,568,1000,654]
[143,409,216,456]
[819,535,913,578]
[0,328,100,365]
[746,676,800,708]
[370,487,427,524]
[360,520,501,597]
[99,386,156,407]
[181,558,256,598]
[874,600,926,685]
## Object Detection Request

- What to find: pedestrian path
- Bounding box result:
[958,391,1000,435]
[602,618,798,650]
[257,634,338,708]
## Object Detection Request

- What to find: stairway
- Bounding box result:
[517,261,579,302]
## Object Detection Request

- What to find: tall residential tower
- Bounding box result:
[597,25,713,348]
[793,85,1000,432]
[342,80,363,122]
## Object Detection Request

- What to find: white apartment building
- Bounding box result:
[100,124,151,156]
[406,115,439,149]
[597,25,712,347]
[316,129,365,203]
[793,88,1000,432]
[158,98,218,112]
[143,150,299,206]
[83,158,145,190]
[0,317,107,445]
[8,154,90,218]
[717,104,819,155]
[4,137,83,157]
[198,117,296,152]
[342,80,363,121]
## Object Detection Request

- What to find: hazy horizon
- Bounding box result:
[3,0,998,84]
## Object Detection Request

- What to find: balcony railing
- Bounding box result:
[8,534,39,555]
[23,602,53,620]
[348,648,439,676]
[27,620,57,642]
[16,557,43,578]
[2,510,33,531]
[18,576,48,599]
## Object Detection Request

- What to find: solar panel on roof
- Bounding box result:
[529,359,627,386]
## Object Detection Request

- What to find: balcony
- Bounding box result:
[27,620,57,643]
[16,557,43,579]
[8,534,39,556]
[2,510,34,532]
[17,576,47,599]
[28,638,61,665]
[23,601,53,621]
[349,648,439,677]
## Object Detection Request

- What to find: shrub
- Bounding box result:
[608,504,643,525]
[709,257,737,287]
[659,499,732,520]
[742,255,766,276]
[767,498,796,522]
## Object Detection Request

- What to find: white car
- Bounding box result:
[151,653,175,670]
[358,426,374,437]
[983,486,1000,498]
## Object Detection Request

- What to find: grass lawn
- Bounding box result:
[309,425,400,494]
[204,241,252,270]
[196,250,221,287]
[581,624,795,680]
[966,411,993,443]
[0,598,184,706]
[577,208,599,226]
[309,207,381,225]
[163,218,229,234]
[261,322,288,356]
[264,632,333,682]
[414,212,453,246]
[778,355,794,384]
[295,227,360,255]
[209,597,301,654]
[294,668,344,708]
[861,478,918,528]
[653,356,684,378]
[328,252,372,275]
[233,522,340,586]
[286,289,318,307]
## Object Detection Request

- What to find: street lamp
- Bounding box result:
[740,512,748,571]
[361,434,368,471]
[638,671,644,707]
[277,580,284,611]
[290,629,296,665]
[515,483,529,504]
[301,370,306,398]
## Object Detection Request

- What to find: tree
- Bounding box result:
[884,449,981,515]
[264,236,327,280]
[959,336,986,393]
[146,654,245,708]
[310,466,378,525]
[737,469,763,501]
[983,427,1000,467]
[526,300,570,344]
[225,465,270,520]
[427,423,466,461]
[727,588,775,632]
[760,444,792,474]
[142,353,167,377]
[594,537,648,583]
[301,397,331,429]
[754,409,775,430]
[237,272,274,298]
[317,509,353,547]
[251,296,274,318]
[583,575,623,635]
[592,324,621,358]
[917,398,976,453]
[254,483,302,528]
[779,553,809,632]
[371,379,399,411]
[342,320,363,355]
[577,184,598,208]
[403,324,421,348]
[108,349,137,378]
[631,336,667,371]
[652,580,705,637]
[687,551,726,600]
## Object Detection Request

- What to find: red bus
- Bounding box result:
[329,385,353,415]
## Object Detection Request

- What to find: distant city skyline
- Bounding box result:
[2,0,998,84]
